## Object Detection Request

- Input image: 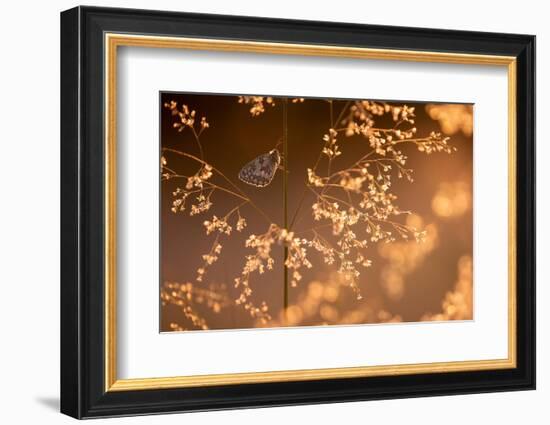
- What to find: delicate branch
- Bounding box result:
[162,97,457,327]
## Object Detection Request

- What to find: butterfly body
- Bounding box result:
[238,149,281,187]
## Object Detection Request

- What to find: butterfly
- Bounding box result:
[238,149,282,187]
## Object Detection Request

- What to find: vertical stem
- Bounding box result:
[283,97,289,324]
[328,100,334,176]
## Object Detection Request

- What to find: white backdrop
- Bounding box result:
[118,47,508,379]
[0,1,545,424]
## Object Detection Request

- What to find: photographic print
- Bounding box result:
[160,93,474,332]
[61,9,535,417]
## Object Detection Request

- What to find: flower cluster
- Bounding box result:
[234,225,279,310]
[237,96,306,116]
[196,242,222,282]
[167,164,214,214]
[344,101,454,158]
[279,228,313,287]
[162,102,220,217]
[162,97,458,328]
[307,168,325,187]
[197,208,247,283]
[321,128,341,159]
[161,281,231,330]
[234,224,314,318]
[162,102,258,295]
[297,100,455,298]
[185,164,213,189]
[238,96,275,116]
[164,100,209,133]
[203,215,232,235]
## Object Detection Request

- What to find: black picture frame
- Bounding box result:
[61,5,535,419]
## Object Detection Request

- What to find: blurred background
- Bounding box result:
[160,93,473,331]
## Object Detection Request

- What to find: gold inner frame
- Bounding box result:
[104,33,517,392]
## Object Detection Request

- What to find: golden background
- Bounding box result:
[160,93,473,332]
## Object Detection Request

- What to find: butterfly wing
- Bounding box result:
[238,150,281,187]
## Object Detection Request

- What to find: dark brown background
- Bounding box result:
[160,92,473,331]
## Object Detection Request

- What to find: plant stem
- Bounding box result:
[282,97,289,324]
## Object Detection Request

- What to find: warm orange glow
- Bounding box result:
[160,94,473,331]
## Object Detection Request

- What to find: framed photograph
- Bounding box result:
[60,6,535,419]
